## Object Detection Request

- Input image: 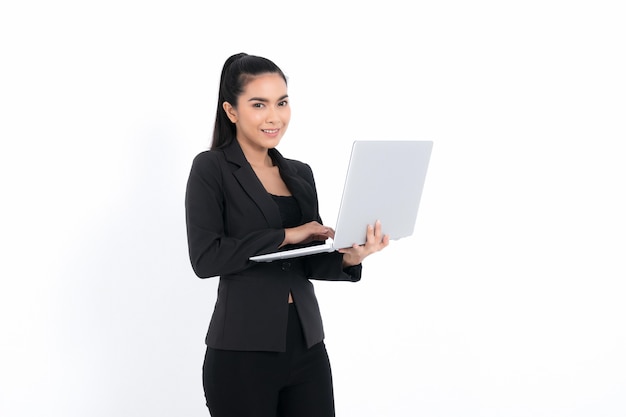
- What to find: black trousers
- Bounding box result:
[203,303,335,417]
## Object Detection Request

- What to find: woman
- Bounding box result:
[185,52,389,417]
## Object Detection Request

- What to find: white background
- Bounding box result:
[1,1,625,416]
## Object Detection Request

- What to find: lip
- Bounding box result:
[261,128,280,136]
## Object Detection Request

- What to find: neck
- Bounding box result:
[237,139,273,168]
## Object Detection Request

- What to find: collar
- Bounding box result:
[221,140,318,226]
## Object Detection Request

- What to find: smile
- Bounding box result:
[262,129,279,134]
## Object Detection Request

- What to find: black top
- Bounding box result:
[270,194,302,228]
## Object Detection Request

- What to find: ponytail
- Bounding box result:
[211,53,287,149]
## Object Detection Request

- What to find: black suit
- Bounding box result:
[185,139,361,352]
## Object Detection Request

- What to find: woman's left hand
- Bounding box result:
[339,220,390,267]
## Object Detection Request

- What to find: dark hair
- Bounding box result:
[211,53,288,149]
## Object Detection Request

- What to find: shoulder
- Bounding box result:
[192,149,223,166]
[190,149,225,173]
[187,149,228,188]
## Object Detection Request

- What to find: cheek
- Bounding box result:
[282,108,292,123]
[239,110,262,126]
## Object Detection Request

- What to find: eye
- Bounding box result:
[278,100,289,107]
[252,102,265,108]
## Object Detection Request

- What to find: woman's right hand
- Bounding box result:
[280,221,335,247]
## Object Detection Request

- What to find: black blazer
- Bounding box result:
[185,139,361,352]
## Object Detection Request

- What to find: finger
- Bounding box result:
[374,219,383,238]
[366,223,375,242]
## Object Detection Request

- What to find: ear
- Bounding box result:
[222,101,238,123]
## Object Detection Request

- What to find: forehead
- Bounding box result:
[240,73,288,99]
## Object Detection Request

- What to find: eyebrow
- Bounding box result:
[248,94,289,103]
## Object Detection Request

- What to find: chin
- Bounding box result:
[264,137,283,149]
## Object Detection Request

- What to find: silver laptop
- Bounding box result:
[250,140,433,262]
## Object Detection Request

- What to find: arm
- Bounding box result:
[305,251,363,282]
[185,152,285,278]
[305,220,388,281]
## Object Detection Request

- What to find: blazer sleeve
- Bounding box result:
[185,151,285,278]
[305,251,362,282]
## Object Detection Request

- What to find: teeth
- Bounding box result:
[263,129,278,133]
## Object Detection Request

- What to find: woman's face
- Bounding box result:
[224,72,291,152]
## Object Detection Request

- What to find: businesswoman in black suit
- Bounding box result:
[185,53,389,417]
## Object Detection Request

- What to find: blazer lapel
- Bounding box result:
[223,141,283,228]
[222,140,319,227]
[270,148,318,223]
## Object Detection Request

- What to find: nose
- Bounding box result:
[266,106,279,124]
